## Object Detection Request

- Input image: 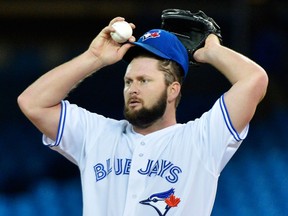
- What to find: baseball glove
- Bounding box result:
[161,9,222,65]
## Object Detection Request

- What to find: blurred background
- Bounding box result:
[0,0,287,215]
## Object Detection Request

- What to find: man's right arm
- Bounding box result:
[17,17,135,140]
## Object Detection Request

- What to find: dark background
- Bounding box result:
[0,0,287,215]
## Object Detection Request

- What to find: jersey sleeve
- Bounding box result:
[190,94,249,175]
[42,100,114,165]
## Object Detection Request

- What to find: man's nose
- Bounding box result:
[128,82,140,95]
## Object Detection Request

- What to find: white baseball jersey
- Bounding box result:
[43,95,248,216]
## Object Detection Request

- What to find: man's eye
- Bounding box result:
[125,80,131,85]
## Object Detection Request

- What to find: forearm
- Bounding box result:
[18,50,104,111]
[207,44,266,86]
[208,45,268,109]
[194,35,267,99]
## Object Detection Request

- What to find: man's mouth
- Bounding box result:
[128,98,142,108]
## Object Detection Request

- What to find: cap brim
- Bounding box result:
[123,42,171,63]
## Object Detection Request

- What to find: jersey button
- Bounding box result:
[140,141,145,146]
[139,153,144,157]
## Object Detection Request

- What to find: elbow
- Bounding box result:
[254,66,269,102]
[17,93,29,116]
[17,92,36,120]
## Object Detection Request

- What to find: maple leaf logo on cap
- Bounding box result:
[141,30,161,41]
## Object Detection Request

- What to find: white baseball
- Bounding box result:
[110,21,133,43]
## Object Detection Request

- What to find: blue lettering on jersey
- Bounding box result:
[94,163,106,181]
[166,166,182,183]
[94,158,131,181]
[93,158,182,183]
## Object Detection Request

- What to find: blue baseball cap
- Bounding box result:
[124,29,189,78]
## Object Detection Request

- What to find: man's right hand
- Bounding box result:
[88,17,136,67]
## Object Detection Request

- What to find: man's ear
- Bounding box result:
[167,82,181,103]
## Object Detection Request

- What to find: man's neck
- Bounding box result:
[132,115,177,135]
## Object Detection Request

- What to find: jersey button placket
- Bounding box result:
[123,140,148,215]
[138,141,145,157]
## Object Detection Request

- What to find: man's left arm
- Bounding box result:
[194,34,269,133]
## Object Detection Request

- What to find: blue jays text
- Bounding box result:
[94,158,182,183]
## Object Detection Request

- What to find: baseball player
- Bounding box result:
[18,16,268,216]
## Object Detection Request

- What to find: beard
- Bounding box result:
[124,89,167,129]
